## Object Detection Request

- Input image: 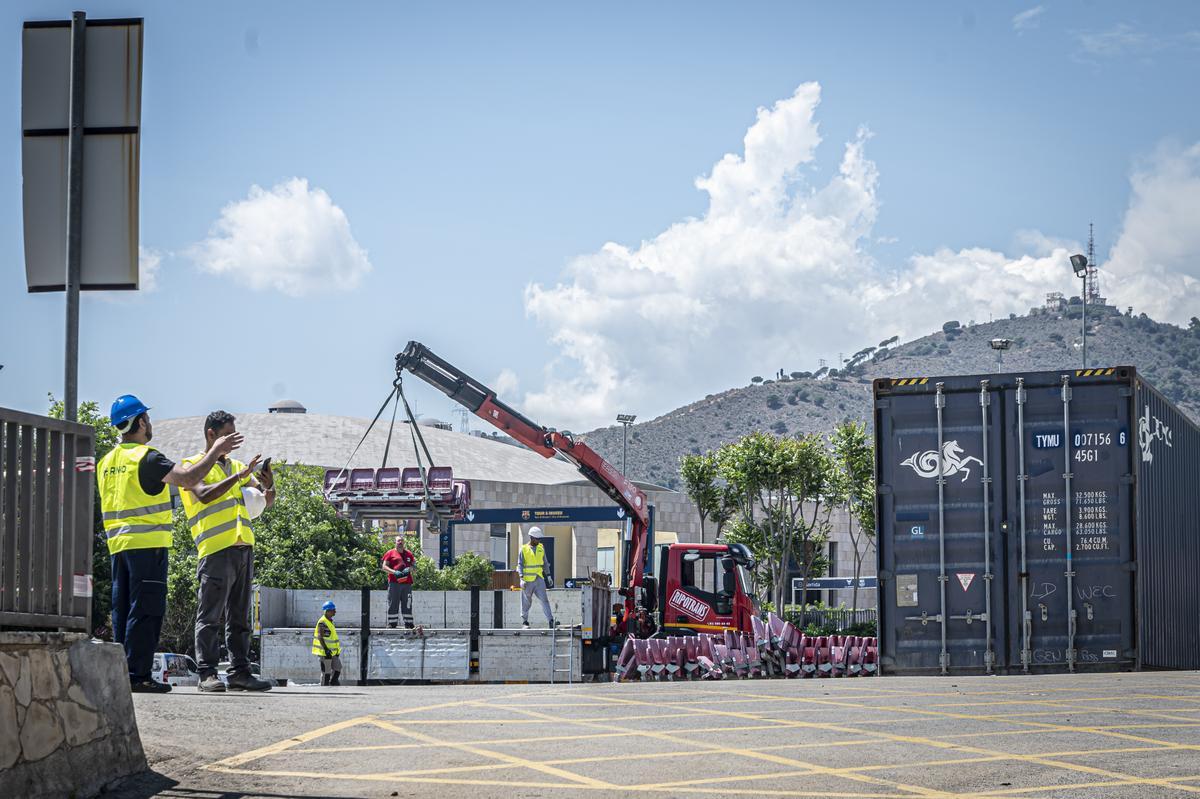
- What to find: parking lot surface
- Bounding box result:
[122,671,1200,798]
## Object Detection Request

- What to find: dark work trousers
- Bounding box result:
[110,547,169,682]
[387,581,414,628]
[195,545,255,677]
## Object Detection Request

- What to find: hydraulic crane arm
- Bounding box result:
[395,341,652,596]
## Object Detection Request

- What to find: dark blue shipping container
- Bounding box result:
[874,367,1200,674]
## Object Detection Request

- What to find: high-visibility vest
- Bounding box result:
[96,443,174,555]
[178,455,253,559]
[312,616,340,657]
[520,543,545,582]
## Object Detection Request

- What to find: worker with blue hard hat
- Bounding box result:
[313,601,341,685]
[95,394,245,693]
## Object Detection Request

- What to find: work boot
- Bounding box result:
[131,679,172,694]
[197,673,225,693]
[388,622,397,629]
[521,621,530,629]
[321,673,331,686]
[226,672,272,692]
[330,671,341,687]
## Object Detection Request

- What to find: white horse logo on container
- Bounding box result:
[900,441,983,482]
[1138,405,1172,464]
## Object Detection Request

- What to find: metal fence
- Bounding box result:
[785,606,877,632]
[0,406,94,631]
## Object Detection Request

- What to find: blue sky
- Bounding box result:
[2,1,1199,432]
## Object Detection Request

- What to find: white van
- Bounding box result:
[152,653,200,687]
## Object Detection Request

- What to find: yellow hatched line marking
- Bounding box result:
[491,700,959,797]
[369,716,614,788]
[584,691,1200,796]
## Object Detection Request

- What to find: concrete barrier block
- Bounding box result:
[0,633,147,799]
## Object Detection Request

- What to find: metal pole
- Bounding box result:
[1061,376,1077,672]
[1016,378,1031,672]
[1081,276,1088,369]
[621,423,628,475]
[979,380,994,674]
[934,382,949,675]
[64,11,87,423]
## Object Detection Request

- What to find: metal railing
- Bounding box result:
[785,606,877,632]
[0,406,94,631]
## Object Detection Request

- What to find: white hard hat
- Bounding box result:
[242,486,267,520]
[528,526,543,539]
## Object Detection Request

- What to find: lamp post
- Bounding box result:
[1070,254,1089,368]
[616,413,637,475]
[989,338,1012,372]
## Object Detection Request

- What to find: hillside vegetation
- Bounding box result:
[581,307,1200,490]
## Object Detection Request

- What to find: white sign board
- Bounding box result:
[22,18,143,291]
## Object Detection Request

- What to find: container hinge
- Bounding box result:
[881,655,896,666]
[1121,474,1135,485]
[1084,602,1093,621]
[875,398,891,409]
[1062,471,1074,480]
[1123,561,1137,572]
[878,569,894,581]
[1122,648,1136,659]
[878,484,893,496]
[1119,386,1134,397]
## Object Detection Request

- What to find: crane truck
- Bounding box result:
[394,341,759,638]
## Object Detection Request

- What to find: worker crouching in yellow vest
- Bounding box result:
[179,410,275,694]
[97,394,243,694]
[313,602,342,686]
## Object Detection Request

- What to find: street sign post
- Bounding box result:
[21,14,143,420]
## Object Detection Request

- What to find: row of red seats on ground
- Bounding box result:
[614,612,877,680]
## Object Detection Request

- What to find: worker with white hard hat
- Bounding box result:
[177,410,274,693]
[518,526,556,629]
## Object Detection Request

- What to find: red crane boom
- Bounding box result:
[394,342,651,611]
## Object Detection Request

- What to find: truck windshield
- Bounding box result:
[735,563,754,597]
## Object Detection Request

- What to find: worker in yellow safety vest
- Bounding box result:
[312,601,342,686]
[518,527,556,629]
[97,394,244,693]
[178,410,274,694]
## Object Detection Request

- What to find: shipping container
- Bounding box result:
[873,367,1200,674]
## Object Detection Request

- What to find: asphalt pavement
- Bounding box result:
[110,670,1200,798]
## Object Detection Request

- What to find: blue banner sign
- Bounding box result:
[795,576,878,590]
[448,506,629,525]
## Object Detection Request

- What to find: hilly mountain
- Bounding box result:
[580,305,1200,490]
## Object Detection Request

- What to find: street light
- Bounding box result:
[1070,253,1089,368]
[616,413,637,475]
[989,338,1012,371]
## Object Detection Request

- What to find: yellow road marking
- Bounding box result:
[370,716,614,788]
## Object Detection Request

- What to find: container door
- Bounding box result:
[1005,375,1136,671]
[876,380,1005,673]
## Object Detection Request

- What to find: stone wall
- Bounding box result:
[0,632,146,798]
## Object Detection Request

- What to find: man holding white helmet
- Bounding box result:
[179,410,274,693]
[518,526,555,629]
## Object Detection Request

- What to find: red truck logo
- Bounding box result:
[668,588,710,622]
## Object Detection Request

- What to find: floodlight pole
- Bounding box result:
[63,10,87,422]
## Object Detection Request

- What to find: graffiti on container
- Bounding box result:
[1079,650,1099,663]
[900,441,983,482]
[1138,406,1173,464]
[1033,649,1061,663]
[1030,582,1057,600]
[1077,584,1115,600]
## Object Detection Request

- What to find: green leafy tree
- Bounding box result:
[716,432,834,609]
[829,421,876,610]
[48,396,118,637]
[450,550,495,589]
[680,453,720,544]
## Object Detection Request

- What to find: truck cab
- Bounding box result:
[650,543,758,636]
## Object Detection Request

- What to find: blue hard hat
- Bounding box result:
[110,394,150,427]
[322,601,336,611]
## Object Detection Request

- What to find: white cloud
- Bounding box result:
[494,369,521,398]
[1012,6,1045,32]
[518,84,1200,431]
[1075,23,1155,57]
[191,177,371,297]
[138,246,163,292]
[1102,141,1200,321]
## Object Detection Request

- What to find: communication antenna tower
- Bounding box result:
[1086,223,1100,305]
[451,406,469,433]
[818,358,827,370]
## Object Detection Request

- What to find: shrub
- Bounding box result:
[766,395,783,410]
